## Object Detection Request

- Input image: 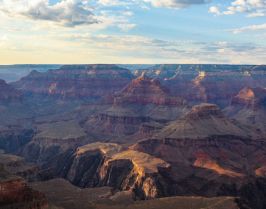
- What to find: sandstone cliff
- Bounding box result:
[41,142,170,199]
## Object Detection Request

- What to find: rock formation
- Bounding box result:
[114,72,184,106]
[41,142,170,199]
[156,103,251,139]
[148,65,266,108]
[225,87,266,137]
[0,79,21,103]
[0,165,48,209]
[21,120,91,163]
[85,74,188,139]
[12,65,134,100]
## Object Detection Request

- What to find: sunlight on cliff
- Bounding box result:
[48,83,57,94]
[193,71,207,101]
[194,153,244,178]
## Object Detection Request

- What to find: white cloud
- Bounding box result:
[117,23,137,31]
[209,6,221,15]
[98,0,131,6]
[61,33,266,64]
[1,30,266,64]
[231,23,266,33]
[0,0,97,27]
[97,0,211,8]
[0,0,139,31]
[144,0,211,8]
[210,0,266,17]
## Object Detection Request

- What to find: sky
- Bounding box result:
[0,0,266,64]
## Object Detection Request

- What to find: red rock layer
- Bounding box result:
[114,74,185,106]
[231,87,266,108]
[0,178,48,209]
[13,65,134,99]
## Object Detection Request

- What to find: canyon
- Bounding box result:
[0,64,266,209]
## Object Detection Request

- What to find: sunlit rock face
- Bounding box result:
[12,65,134,100]
[231,87,266,109]
[41,142,170,199]
[130,103,264,197]
[225,87,266,136]
[130,103,266,205]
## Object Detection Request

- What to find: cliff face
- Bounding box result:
[225,87,266,136]
[114,73,185,106]
[85,74,188,138]
[41,143,170,199]
[87,111,151,137]
[128,103,266,207]
[12,65,134,99]
[20,120,92,163]
[156,103,252,140]
[156,66,266,108]
[0,79,21,103]
[131,137,266,208]
[21,132,90,164]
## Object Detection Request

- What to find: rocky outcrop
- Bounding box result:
[231,87,266,108]
[225,87,266,137]
[0,178,48,209]
[146,65,266,108]
[0,79,21,103]
[129,103,266,206]
[21,134,90,163]
[0,164,48,209]
[41,143,171,199]
[87,111,151,136]
[0,153,39,181]
[85,74,188,138]
[21,120,91,163]
[132,137,266,208]
[12,65,134,100]
[156,103,252,140]
[114,73,185,106]
[99,150,170,199]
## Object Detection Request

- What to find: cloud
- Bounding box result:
[1,30,266,64]
[97,0,133,6]
[0,0,98,27]
[208,6,221,15]
[117,23,137,31]
[144,0,210,8]
[210,0,266,17]
[61,33,266,64]
[97,0,211,9]
[231,23,266,33]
